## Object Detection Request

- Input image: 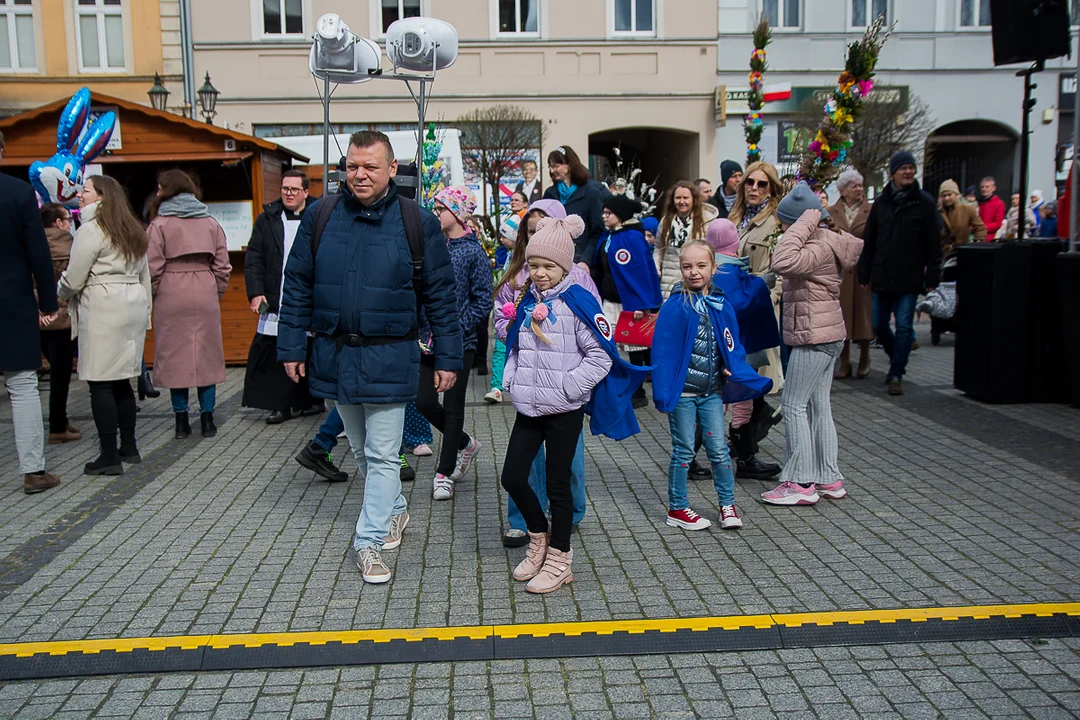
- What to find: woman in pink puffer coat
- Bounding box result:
[761,182,863,508]
[501,215,612,596]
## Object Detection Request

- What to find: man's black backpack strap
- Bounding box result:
[397,196,425,321]
[309,192,426,320]
[309,193,342,260]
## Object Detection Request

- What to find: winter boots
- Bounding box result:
[730,424,781,480]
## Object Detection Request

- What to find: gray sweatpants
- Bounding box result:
[3,370,45,474]
[780,342,844,486]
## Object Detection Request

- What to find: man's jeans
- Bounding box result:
[872,292,918,380]
[507,430,586,531]
[668,394,736,508]
[337,403,407,552]
[3,370,45,474]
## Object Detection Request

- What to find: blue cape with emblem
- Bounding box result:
[506,283,648,441]
[594,225,662,312]
[651,288,773,414]
[711,264,780,355]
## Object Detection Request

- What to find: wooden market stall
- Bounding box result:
[0,91,308,365]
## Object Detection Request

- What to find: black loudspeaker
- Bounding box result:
[990,0,1071,66]
[395,162,419,200]
[954,244,1031,403]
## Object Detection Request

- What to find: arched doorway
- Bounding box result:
[924,120,1018,200]
[588,127,700,192]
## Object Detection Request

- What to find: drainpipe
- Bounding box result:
[178,0,197,120]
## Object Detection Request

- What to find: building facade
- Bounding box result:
[714,0,1078,199]
[190,0,719,191]
[0,0,185,115]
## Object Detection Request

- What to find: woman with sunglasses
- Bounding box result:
[542,145,604,269]
[726,161,786,482]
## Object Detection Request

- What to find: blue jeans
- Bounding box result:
[313,405,344,452]
[668,394,736,508]
[170,385,216,413]
[337,403,407,552]
[507,430,586,531]
[872,292,918,380]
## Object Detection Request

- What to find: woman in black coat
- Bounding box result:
[542,145,604,267]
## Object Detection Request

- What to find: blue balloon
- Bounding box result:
[29,86,115,207]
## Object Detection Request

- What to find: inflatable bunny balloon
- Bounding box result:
[29,87,116,207]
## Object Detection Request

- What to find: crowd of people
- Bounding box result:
[0,124,1063,594]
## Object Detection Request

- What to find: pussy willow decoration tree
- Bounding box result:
[800,14,891,188]
[744,15,771,165]
[420,123,448,212]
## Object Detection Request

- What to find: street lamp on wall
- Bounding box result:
[147,72,170,112]
[197,72,220,125]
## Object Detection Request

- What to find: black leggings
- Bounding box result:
[40,330,75,433]
[474,320,489,368]
[500,408,585,553]
[88,379,138,460]
[415,351,474,477]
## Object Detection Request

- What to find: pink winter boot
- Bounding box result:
[512,532,549,582]
[526,547,573,594]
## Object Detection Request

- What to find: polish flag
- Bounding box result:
[763,82,792,103]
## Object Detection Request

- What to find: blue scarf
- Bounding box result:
[557,182,578,205]
[506,283,648,440]
[595,226,662,312]
[651,289,773,413]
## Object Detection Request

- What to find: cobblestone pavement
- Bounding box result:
[0,321,1077,717]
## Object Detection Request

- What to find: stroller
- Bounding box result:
[917,253,957,345]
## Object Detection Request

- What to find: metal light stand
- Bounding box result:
[317,42,440,199]
[1016,59,1044,243]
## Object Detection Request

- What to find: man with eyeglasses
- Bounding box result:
[0,130,62,494]
[242,169,327,426]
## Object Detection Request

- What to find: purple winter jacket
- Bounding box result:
[503,274,613,418]
[494,265,599,341]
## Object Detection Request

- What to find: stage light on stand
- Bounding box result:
[385,17,458,72]
[309,13,381,85]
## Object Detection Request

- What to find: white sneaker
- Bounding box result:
[356,547,391,584]
[432,473,454,501]
[450,437,482,481]
[382,511,409,550]
[484,388,503,404]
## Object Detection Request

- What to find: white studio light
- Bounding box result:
[385,17,458,73]
[309,13,381,84]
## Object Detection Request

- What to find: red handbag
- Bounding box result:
[615,311,658,346]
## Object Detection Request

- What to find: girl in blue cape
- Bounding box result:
[592,193,662,408]
[651,241,773,531]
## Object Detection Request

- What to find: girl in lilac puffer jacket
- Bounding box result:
[500,215,611,596]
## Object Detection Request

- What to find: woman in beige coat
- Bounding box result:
[826,169,873,378]
[57,175,152,476]
[653,180,718,299]
[147,170,231,440]
[763,183,862,507]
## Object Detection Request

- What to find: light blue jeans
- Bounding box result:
[3,370,45,474]
[337,403,407,552]
[668,393,736,508]
[507,430,587,531]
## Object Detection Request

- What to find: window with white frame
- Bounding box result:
[76,0,124,70]
[959,0,991,27]
[851,0,887,27]
[613,0,654,34]
[499,0,538,34]
[262,0,303,36]
[0,0,35,71]
[763,0,800,29]
[381,0,421,34]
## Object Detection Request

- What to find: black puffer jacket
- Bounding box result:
[244,199,300,313]
[858,180,942,294]
[681,310,724,396]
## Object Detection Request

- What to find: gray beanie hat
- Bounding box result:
[776,181,829,225]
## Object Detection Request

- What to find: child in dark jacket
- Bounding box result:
[416,187,494,501]
[652,241,773,531]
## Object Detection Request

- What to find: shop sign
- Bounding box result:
[722,85,907,117]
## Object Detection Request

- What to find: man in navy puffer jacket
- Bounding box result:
[278,131,461,585]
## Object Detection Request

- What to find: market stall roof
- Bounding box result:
[0,90,308,166]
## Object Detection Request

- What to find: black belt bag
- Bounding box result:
[333,330,419,349]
